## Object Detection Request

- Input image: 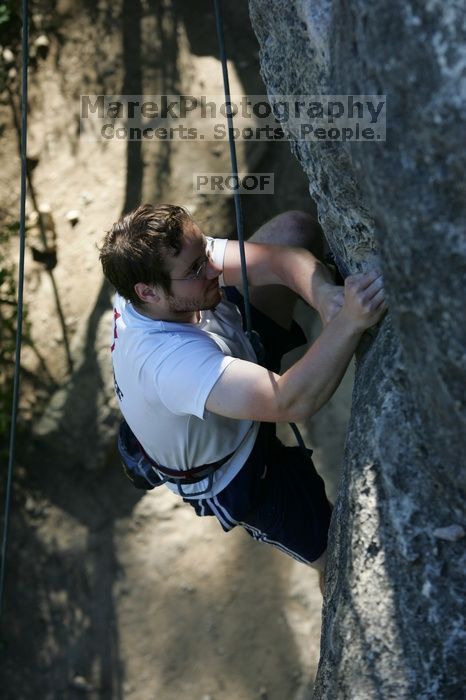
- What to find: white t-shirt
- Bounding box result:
[110,236,260,498]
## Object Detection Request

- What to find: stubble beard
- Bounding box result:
[167,286,222,314]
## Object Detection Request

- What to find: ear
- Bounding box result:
[134,282,161,304]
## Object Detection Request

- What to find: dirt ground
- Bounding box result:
[0,2,353,698]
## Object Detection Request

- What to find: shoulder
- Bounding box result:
[141,324,225,367]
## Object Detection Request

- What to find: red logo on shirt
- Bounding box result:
[111,309,121,352]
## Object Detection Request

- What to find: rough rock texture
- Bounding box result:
[249,1,466,698]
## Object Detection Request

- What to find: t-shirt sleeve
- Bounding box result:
[206,236,229,287]
[149,334,236,420]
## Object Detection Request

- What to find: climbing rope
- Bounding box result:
[212,0,264,362]
[212,0,310,456]
[0,0,29,626]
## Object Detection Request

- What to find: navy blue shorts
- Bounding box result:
[184,286,332,565]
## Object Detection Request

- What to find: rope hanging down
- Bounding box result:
[212,0,309,455]
[0,0,30,626]
[212,0,264,362]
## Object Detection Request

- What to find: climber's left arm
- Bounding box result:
[222,240,344,326]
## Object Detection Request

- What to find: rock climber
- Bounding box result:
[99,203,386,574]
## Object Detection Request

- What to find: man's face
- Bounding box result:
[162,220,222,315]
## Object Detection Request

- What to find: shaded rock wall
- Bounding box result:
[249,1,466,697]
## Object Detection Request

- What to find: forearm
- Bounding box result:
[277,312,361,421]
[223,241,334,310]
[267,245,334,310]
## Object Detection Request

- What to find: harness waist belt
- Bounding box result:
[118,419,235,496]
[139,443,235,484]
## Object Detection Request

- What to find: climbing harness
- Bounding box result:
[118,419,235,497]
[0,0,29,625]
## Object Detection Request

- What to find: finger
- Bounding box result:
[345,269,382,291]
[364,276,385,300]
[378,299,389,311]
[372,299,388,319]
[369,288,386,308]
[360,269,383,290]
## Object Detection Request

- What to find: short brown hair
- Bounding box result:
[99,204,191,306]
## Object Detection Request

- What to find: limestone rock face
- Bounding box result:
[249,1,466,697]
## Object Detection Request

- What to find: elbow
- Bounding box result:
[289,402,316,423]
[277,395,316,423]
